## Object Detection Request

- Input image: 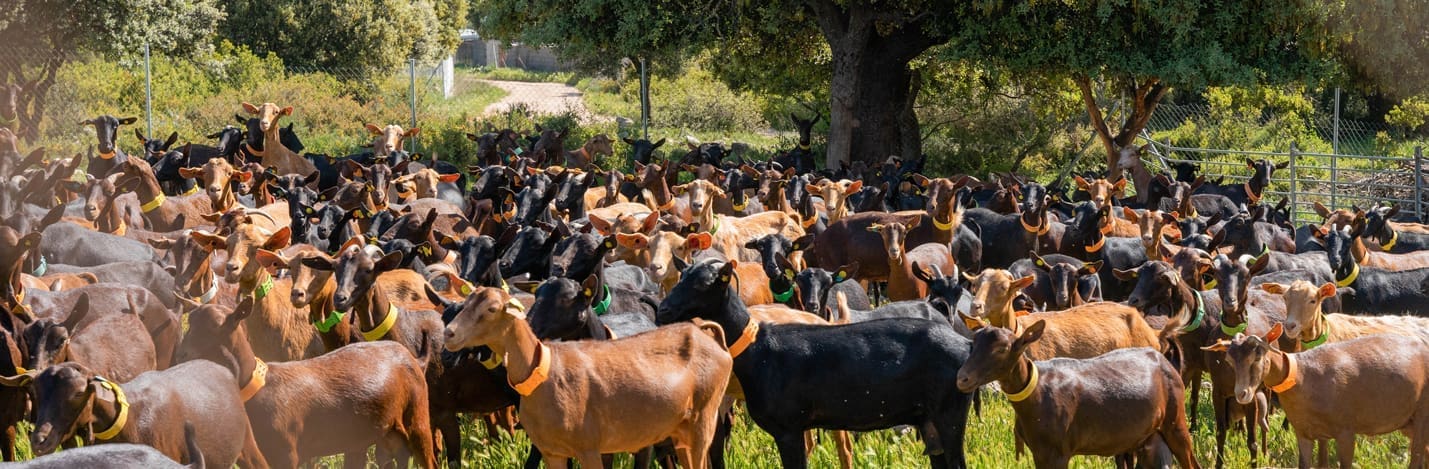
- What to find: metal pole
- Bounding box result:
[1333,87,1341,155]
[1289,141,1299,223]
[143,43,153,139]
[1416,146,1424,221]
[639,58,650,139]
[409,57,418,153]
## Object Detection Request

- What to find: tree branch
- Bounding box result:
[1074,73,1115,157]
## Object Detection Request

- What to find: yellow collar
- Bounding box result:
[181,184,200,196]
[731,199,749,211]
[92,378,129,440]
[1084,235,1106,253]
[97,151,117,160]
[798,143,810,151]
[728,321,760,359]
[933,214,957,232]
[1268,353,1298,393]
[1004,362,1038,402]
[1019,214,1048,235]
[361,303,400,341]
[140,193,166,213]
[509,343,552,396]
[1382,230,1399,251]
[239,359,268,401]
[1335,262,1360,287]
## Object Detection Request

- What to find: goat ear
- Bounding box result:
[686,232,713,251]
[587,216,613,235]
[374,251,404,272]
[716,260,738,284]
[254,249,289,275]
[1010,275,1035,290]
[1121,206,1139,222]
[1074,175,1090,191]
[834,262,858,283]
[1031,252,1050,270]
[958,312,987,331]
[1200,340,1230,352]
[1112,268,1139,281]
[62,293,91,331]
[1316,282,1337,300]
[0,370,38,388]
[1016,320,1047,346]
[262,227,291,251]
[580,275,600,300]
[791,235,814,252]
[911,261,935,284]
[615,233,649,250]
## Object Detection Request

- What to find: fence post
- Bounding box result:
[1289,141,1299,223]
[408,57,418,152]
[143,42,153,139]
[1330,144,1338,209]
[1416,146,1424,220]
[639,57,650,140]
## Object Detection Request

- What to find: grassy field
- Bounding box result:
[7,380,1409,467]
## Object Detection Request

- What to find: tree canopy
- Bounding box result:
[940,0,1333,196]
[219,0,467,76]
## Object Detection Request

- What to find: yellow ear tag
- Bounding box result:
[837,270,847,279]
[719,275,730,283]
[418,246,431,257]
[304,207,314,215]
[604,240,615,249]
[584,288,593,297]
[458,283,473,296]
[784,269,795,280]
[1035,259,1044,266]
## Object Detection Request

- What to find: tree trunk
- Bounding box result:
[1074,74,1168,201]
[813,1,944,170]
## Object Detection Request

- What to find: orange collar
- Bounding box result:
[1267,353,1298,393]
[656,197,677,212]
[1099,222,1113,235]
[239,359,268,401]
[1020,215,1049,235]
[1084,235,1106,253]
[97,151,117,160]
[509,343,552,396]
[801,214,818,228]
[728,321,760,359]
[1244,182,1262,205]
[245,143,264,157]
[109,220,127,237]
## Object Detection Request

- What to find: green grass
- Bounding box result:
[462,66,578,86]
[13,384,1378,467]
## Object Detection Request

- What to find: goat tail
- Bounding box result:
[183,422,206,469]
[691,319,728,352]
[834,291,853,324]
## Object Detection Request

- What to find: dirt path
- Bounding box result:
[480,80,592,119]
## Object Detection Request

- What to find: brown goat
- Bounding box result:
[957,319,1199,469]
[178,300,435,468]
[1262,280,1429,349]
[965,268,1160,360]
[189,225,322,361]
[690,200,805,263]
[111,158,210,231]
[241,102,317,176]
[868,219,953,302]
[18,293,155,383]
[1210,324,1429,468]
[443,287,730,469]
[0,360,263,466]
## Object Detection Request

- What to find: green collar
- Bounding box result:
[1252,244,1270,263]
[707,216,721,235]
[592,285,612,315]
[314,311,346,333]
[771,283,794,303]
[1301,317,1330,349]
[253,276,274,301]
[1221,321,1247,337]
[1181,290,1205,333]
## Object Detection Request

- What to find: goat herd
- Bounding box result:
[0,102,1427,469]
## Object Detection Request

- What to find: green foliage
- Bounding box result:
[0,0,223,60]
[1387,96,1429,136]
[218,0,467,80]
[916,59,1086,180]
[1155,86,1331,154]
[33,45,506,161]
[465,67,578,86]
[470,0,727,75]
[579,65,770,135]
[941,0,1331,90]
[1325,0,1429,98]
